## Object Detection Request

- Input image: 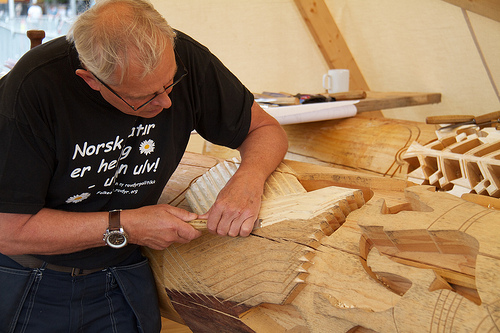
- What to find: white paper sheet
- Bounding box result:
[263,100,358,125]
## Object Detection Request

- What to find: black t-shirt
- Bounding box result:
[0,31,253,268]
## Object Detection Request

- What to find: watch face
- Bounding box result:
[106,230,128,248]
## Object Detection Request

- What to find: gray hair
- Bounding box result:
[67,0,176,85]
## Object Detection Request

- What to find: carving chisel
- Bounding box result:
[426,111,500,131]
[187,219,262,232]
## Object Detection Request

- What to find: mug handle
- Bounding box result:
[322,74,331,90]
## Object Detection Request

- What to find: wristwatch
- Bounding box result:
[103,209,128,248]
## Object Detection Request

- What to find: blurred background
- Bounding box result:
[1,0,499,123]
[0,0,93,76]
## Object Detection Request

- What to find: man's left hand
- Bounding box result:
[198,171,262,237]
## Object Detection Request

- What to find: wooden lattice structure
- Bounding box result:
[403,127,500,198]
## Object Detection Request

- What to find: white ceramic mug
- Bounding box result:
[322,69,349,94]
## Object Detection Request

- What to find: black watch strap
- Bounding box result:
[109,209,122,231]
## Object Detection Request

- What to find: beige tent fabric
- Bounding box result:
[152,0,500,122]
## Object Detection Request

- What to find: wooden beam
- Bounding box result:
[442,0,500,23]
[294,0,369,91]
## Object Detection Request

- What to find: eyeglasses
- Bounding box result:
[92,52,188,112]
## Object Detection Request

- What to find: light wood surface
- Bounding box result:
[146,158,366,332]
[282,115,439,179]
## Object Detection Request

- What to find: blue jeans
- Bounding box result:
[0,252,161,333]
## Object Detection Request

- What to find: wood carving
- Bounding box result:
[145,153,500,332]
[403,126,500,198]
[146,157,365,332]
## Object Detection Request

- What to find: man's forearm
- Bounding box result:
[237,101,288,183]
[0,209,108,256]
[0,204,201,256]
[237,123,288,183]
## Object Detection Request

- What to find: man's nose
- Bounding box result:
[152,91,172,109]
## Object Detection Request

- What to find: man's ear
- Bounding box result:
[75,69,101,91]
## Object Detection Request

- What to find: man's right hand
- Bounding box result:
[122,204,202,250]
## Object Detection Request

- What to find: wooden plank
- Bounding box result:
[294,0,369,92]
[278,92,441,177]
[462,193,500,209]
[356,92,442,113]
[442,0,500,23]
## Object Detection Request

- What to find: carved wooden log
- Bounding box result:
[145,153,500,332]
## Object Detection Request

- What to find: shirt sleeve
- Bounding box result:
[0,82,56,214]
[175,33,253,150]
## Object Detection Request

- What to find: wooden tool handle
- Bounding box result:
[426,115,474,124]
[474,110,500,124]
[187,219,208,231]
[186,218,262,231]
[327,90,367,101]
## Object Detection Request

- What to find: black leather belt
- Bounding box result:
[7,254,105,277]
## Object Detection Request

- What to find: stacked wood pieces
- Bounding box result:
[242,166,500,332]
[150,153,225,324]
[403,126,500,198]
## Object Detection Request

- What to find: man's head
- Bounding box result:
[69,0,182,118]
[68,0,176,85]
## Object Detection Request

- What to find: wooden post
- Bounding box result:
[441,0,500,23]
[27,30,45,49]
[294,0,369,92]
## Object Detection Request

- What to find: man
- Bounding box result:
[0,0,288,331]
[27,0,43,22]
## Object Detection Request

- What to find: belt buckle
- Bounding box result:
[71,267,84,277]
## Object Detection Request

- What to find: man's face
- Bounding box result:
[98,47,178,118]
